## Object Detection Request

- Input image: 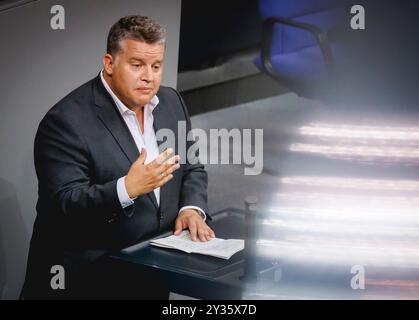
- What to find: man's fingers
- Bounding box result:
[156,174,173,188]
[189,223,198,241]
[160,162,180,177]
[154,148,174,165]
[205,229,211,241]
[198,228,208,242]
[208,227,216,238]
[155,154,179,173]
[204,227,213,241]
[155,158,181,187]
[174,219,183,236]
[202,225,215,241]
[168,155,180,166]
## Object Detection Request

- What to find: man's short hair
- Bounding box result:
[106,15,166,55]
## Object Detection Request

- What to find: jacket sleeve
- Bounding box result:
[171,89,211,219]
[34,110,125,223]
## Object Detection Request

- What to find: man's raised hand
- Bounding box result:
[125,148,180,199]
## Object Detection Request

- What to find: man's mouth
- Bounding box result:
[136,87,153,93]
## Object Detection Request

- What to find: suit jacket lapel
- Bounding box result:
[93,75,159,209]
[153,97,177,212]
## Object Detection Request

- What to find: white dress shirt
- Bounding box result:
[100,71,206,220]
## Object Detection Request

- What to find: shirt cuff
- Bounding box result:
[117,176,136,209]
[179,206,207,221]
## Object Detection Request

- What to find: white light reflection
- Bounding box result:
[273,192,419,207]
[256,239,419,268]
[261,219,419,238]
[281,176,419,191]
[250,121,419,298]
[299,123,419,141]
[290,143,419,159]
[260,176,419,270]
[290,122,419,164]
[267,205,419,225]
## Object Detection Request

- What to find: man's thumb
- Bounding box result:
[137,148,147,164]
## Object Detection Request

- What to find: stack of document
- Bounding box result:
[150,231,244,260]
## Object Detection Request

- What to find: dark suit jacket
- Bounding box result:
[22,74,209,298]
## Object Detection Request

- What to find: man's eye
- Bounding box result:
[153,65,161,70]
[132,64,140,67]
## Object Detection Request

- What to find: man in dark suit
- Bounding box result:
[22,15,214,299]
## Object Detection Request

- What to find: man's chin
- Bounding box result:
[133,96,154,107]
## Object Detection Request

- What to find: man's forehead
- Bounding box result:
[119,39,165,58]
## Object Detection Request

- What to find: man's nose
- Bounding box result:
[140,65,153,82]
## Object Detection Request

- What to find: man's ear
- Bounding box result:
[103,53,114,76]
